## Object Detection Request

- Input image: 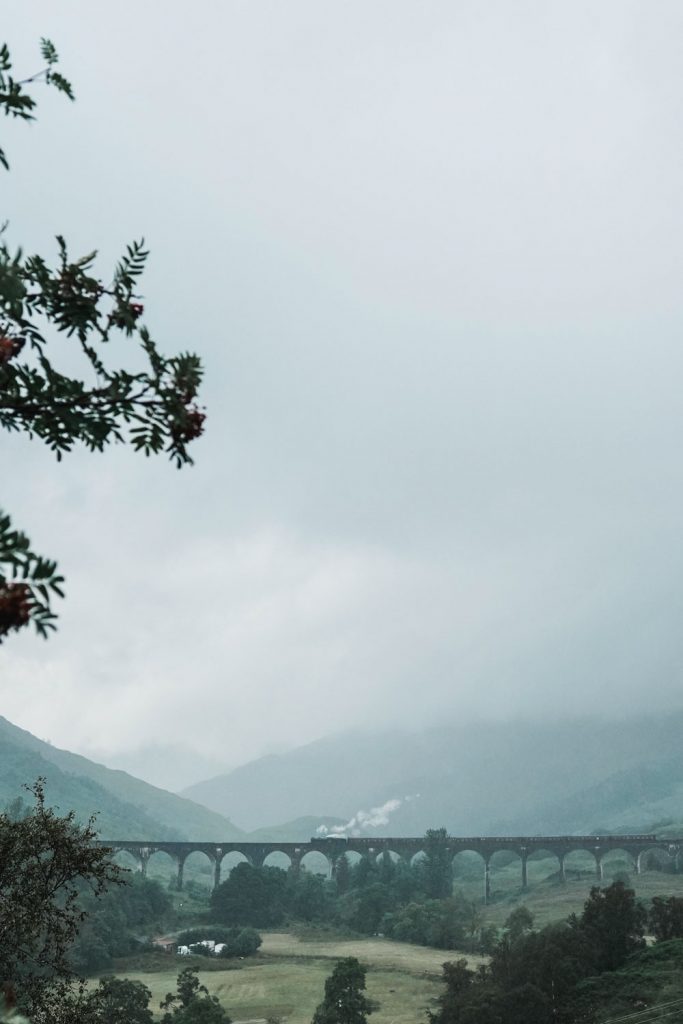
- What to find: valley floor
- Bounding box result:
[111,864,683,1021]
[115,934,484,1023]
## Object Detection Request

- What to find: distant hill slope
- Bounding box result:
[0,735,176,838]
[183,714,683,835]
[247,816,348,842]
[496,759,683,836]
[0,716,243,840]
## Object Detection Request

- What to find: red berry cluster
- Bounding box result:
[0,335,25,365]
[109,302,144,329]
[0,583,32,640]
[172,405,206,446]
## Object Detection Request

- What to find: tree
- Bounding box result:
[504,906,534,942]
[378,851,395,885]
[210,863,289,928]
[649,896,683,941]
[489,921,595,1014]
[160,967,231,1024]
[383,896,478,949]
[338,882,394,935]
[421,828,453,899]
[335,853,351,894]
[0,39,205,642]
[427,959,474,1024]
[311,958,377,1024]
[579,881,646,972]
[227,927,262,957]
[288,870,331,922]
[0,779,120,1014]
[352,855,376,889]
[68,874,172,975]
[86,978,154,1024]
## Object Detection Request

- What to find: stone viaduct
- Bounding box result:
[97,834,682,903]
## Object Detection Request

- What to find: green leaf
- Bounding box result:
[39,38,58,66]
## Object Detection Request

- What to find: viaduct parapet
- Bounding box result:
[96,834,682,904]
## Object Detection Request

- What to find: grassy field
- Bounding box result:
[260,931,486,973]
[461,857,683,929]
[119,960,440,1024]
[113,934,487,1022]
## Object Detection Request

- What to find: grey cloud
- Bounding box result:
[3,1,683,782]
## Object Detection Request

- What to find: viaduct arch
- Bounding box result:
[97,834,682,903]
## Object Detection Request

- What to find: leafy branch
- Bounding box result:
[0,38,74,170]
[0,235,206,465]
[0,510,64,642]
[0,40,206,642]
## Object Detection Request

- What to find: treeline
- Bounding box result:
[68,877,269,974]
[69,875,174,974]
[430,884,683,1024]
[210,830,493,952]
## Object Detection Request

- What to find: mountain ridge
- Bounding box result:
[0,716,243,840]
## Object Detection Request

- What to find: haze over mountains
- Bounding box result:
[183,714,683,836]
[1,713,682,841]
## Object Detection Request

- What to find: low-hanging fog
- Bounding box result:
[3,1,683,790]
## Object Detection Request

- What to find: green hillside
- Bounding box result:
[0,716,243,840]
[0,736,177,838]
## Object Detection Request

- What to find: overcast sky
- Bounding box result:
[3,1,683,790]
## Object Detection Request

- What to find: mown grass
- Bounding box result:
[259,931,485,974]
[114,957,442,1024]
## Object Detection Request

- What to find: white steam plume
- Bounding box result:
[316,794,420,837]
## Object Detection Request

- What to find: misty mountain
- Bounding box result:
[0,716,243,840]
[182,715,683,835]
[497,759,683,836]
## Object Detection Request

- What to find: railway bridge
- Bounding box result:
[97,834,682,903]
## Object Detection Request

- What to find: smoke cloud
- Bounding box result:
[317,795,420,837]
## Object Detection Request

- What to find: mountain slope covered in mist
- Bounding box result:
[183,715,683,835]
[499,759,683,836]
[0,716,243,840]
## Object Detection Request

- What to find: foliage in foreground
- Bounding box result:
[0,38,205,642]
[0,779,119,1015]
[428,881,667,1024]
[69,874,172,975]
[4,970,233,1024]
[572,938,683,1022]
[82,977,154,1024]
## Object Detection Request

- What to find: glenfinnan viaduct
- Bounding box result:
[97,834,682,904]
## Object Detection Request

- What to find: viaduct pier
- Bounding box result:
[97,834,682,904]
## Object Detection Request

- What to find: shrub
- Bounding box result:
[176,926,262,959]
